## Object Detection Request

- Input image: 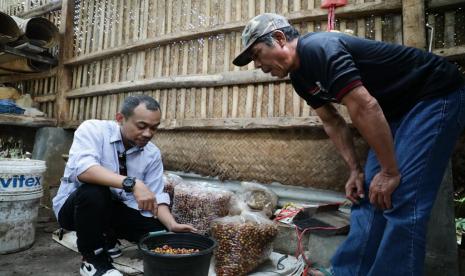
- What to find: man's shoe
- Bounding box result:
[107,245,122,258]
[106,239,122,258]
[105,237,123,259]
[80,251,122,276]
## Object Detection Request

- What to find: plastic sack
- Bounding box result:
[240,182,278,218]
[228,194,244,216]
[211,212,279,276]
[162,172,184,203]
[0,99,24,114]
[0,86,20,100]
[172,182,233,234]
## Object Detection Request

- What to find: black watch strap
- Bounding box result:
[122,176,136,193]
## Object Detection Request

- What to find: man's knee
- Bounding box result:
[75,183,112,208]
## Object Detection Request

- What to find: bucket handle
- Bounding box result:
[138,230,169,251]
[147,230,168,236]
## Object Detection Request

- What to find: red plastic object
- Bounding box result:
[321,0,347,31]
[321,0,347,8]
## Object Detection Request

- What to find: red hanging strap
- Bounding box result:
[321,0,347,31]
[327,5,336,31]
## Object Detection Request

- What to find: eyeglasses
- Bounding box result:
[118,151,127,176]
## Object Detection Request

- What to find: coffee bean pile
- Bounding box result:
[151,244,200,255]
[211,219,278,276]
[172,183,232,234]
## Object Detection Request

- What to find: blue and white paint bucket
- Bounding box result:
[0,159,46,254]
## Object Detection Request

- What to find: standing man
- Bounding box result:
[233,13,465,275]
[53,95,195,276]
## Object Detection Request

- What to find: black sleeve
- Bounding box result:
[301,35,363,102]
[290,75,328,109]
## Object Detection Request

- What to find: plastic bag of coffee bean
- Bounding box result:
[162,172,185,203]
[211,212,279,276]
[172,182,233,234]
[240,182,278,218]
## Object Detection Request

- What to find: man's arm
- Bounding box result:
[78,166,157,214]
[77,165,125,189]
[157,204,196,232]
[340,85,401,209]
[70,121,156,214]
[314,103,364,203]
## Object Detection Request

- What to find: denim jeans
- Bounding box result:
[331,85,465,276]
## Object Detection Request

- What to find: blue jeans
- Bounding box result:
[331,85,465,276]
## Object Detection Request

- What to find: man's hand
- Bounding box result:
[169,222,197,233]
[368,170,401,210]
[345,169,365,204]
[133,180,158,215]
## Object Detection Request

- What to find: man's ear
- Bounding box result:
[115,112,125,124]
[272,30,287,47]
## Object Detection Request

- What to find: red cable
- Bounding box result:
[295,218,341,275]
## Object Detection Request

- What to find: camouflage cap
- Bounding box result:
[232,13,291,67]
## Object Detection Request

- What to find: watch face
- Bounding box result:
[123,177,135,192]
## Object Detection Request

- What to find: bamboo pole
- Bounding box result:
[108,0,118,83]
[55,0,74,124]
[0,68,57,83]
[208,87,214,117]
[402,0,426,48]
[62,116,326,130]
[222,86,228,117]
[18,0,61,18]
[94,0,106,85]
[357,18,365,37]
[256,84,263,117]
[115,0,124,82]
[375,16,382,41]
[279,83,286,116]
[268,83,274,117]
[444,11,455,48]
[66,70,284,98]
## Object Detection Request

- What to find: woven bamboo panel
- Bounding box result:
[154,129,369,191]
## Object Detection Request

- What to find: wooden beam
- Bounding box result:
[62,116,326,130]
[17,1,62,18]
[34,94,56,103]
[434,46,465,60]
[0,68,57,83]
[402,0,426,49]
[66,70,287,98]
[64,1,402,66]
[0,114,56,127]
[159,117,324,130]
[427,0,465,9]
[55,0,74,125]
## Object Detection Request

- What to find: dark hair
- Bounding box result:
[255,26,300,47]
[120,95,160,118]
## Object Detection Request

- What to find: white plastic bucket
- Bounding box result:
[0,159,46,254]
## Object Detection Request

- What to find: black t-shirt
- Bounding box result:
[290,32,465,119]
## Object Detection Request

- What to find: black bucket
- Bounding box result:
[138,232,217,276]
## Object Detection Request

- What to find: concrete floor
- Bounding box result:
[2,207,464,276]
[0,218,81,276]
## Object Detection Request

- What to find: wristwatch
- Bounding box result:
[122,176,136,193]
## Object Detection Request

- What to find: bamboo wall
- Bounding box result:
[65,0,404,124]
[1,0,464,189]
